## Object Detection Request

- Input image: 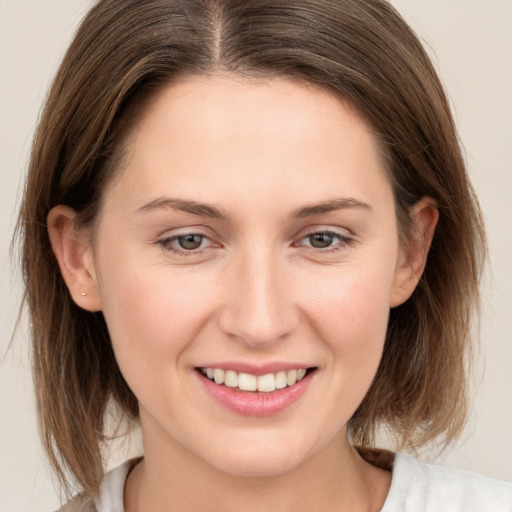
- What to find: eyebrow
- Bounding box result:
[135,196,371,220]
[135,197,232,220]
[291,197,372,218]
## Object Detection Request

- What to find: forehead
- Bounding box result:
[106,73,392,217]
[130,73,375,152]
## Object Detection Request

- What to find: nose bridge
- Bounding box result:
[218,244,298,346]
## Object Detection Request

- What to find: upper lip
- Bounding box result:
[196,362,315,376]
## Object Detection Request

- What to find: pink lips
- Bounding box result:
[196,366,314,417]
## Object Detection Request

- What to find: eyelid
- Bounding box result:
[293,227,356,253]
[155,228,220,256]
[154,225,355,258]
[294,225,354,241]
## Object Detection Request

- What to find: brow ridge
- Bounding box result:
[135,196,371,220]
[292,198,372,218]
[135,197,231,220]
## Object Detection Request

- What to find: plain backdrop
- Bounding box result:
[1,1,511,511]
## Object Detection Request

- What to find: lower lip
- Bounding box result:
[196,370,314,417]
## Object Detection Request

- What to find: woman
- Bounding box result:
[17,0,511,510]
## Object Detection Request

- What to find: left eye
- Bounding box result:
[306,232,336,248]
[299,231,351,250]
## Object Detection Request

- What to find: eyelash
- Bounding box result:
[156,231,214,258]
[295,230,355,255]
[156,229,354,258]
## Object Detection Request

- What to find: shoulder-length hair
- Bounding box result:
[18,0,485,496]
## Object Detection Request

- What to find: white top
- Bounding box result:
[380,454,512,511]
[64,453,512,511]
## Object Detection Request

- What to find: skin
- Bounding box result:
[48,74,438,512]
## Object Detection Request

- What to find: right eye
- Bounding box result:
[173,233,207,250]
[156,231,214,256]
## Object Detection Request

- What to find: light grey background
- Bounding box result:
[1,1,511,510]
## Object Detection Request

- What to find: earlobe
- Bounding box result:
[390,197,439,308]
[47,205,102,312]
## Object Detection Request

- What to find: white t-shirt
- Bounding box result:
[63,453,512,511]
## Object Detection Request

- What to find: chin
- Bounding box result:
[198,434,312,479]
[212,452,306,479]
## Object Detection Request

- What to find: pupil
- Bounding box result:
[179,234,203,250]
[310,233,333,248]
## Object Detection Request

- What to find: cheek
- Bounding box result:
[302,259,394,379]
[307,261,393,335]
[96,253,218,383]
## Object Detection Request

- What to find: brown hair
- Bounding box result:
[18,0,485,497]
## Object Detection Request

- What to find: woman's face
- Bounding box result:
[88,75,415,476]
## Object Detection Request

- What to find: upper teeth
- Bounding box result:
[202,368,308,393]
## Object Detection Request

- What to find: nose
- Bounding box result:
[217,247,300,347]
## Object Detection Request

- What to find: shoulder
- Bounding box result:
[56,458,141,512]
[381,453,512,512]
[55,494,96,512]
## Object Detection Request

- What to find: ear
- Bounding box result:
[47,205,102,312]
[390,197,439,308]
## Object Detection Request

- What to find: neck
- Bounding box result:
[125,416,391,512]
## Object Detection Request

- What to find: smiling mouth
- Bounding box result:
[197,367,316,393]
